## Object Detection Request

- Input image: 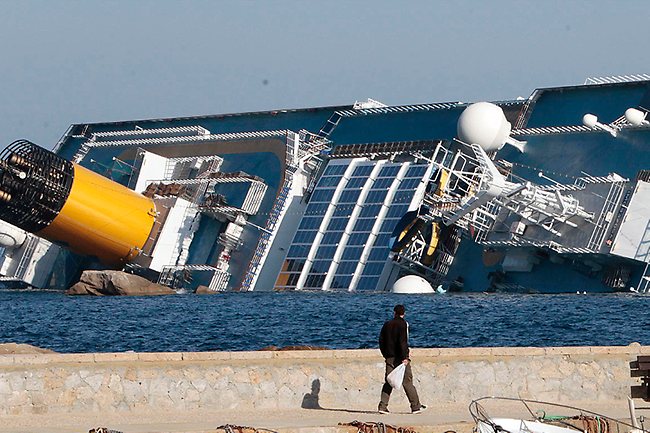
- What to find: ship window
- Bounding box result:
[357,276,380,291]
[360,204,382,217]
[287,245,309,259]
[310,188,336,203]
[333,204,354,217]
[378,165,400,177]
[305,273,326,288]
[387,205,409,218]
[323,164,348,177]
[311,260,331,273]
[336,260,357,275]
[383,217,400,227]
[317,245,338,259]
[327,217,348,231]
[339,189,362,203]
[352,165,374,177]
[366,190,388,204]
[346,177,367,188]
[399,178,421,190]
[380,219,397,233]
[285,259,305,272]
[369,247,389,261]
[353,218,375,232]
[363,261,385,276]
[321,231,343,245]
[348,232,369,246]
[330,275,352,289]
[342,246,364,260]
[375,233,390,246]
[318,176,342,188]
[298,216,321,230]
[406,165,427,178]
[372,178,394,190]
[283,272,300,287]
[392,190,414,204]
[305,202,328,216]
[294,230,317,244]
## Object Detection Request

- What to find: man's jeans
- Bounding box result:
[378,357,421,411]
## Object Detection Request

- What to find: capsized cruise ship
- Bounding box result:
[1,74,650,293]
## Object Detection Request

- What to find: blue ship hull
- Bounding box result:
[2,77,649,294]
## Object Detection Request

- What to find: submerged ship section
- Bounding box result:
[275,141,437,291]
[0,117,333,291]
[1,77,650,293]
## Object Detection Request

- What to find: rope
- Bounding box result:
[215,424,279,433]
[339,420,421,433]
[88,429,124,433]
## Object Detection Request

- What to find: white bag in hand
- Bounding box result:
[386,363,406,391]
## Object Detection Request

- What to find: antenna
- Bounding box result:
[457,102,526,153]
[582,113,618,137]
[625,108,649,126]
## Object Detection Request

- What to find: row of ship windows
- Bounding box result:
[309,180,423,204]
[316,173,425,191]
[295,209,406,235]
[303,204,408,225]
[285,244,390,264]
[277,272,382,291]
[281,257,387,275]
[299,214,401,232]
[302,202,409,220]
[322,163,428,179]
[290,230,393,248]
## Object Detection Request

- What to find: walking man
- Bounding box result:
[378,304,426,414]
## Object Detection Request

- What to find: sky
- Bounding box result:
[0,0,649,148]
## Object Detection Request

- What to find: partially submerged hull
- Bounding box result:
[1,76,650,293]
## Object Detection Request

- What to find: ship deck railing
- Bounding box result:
[335,102,461,118]
[511,124,592,137]
[72,129,296,162]
[584,74,650,85]
[587,179,627,251]
[14,236,40,280]
[91,125,211,140]
[240,183,292,291]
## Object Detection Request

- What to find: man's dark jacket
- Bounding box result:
[379,317,409,362]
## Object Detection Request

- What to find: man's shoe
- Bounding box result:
[412,404,427,414]
[378,408,390,414]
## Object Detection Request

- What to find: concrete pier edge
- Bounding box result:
[0,344,647,433]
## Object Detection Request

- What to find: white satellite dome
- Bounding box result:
[457,102,512,152]
[625,108,648,126]
[391,275,435,294]
[0,219,26,249]
[582,113,598,128]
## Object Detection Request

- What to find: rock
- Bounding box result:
[66,270,176,296]
[194,285,221,294]
[0,343,54,354]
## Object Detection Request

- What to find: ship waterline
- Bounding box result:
[0,76,649,293]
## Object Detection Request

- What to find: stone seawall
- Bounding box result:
[0,345,646,417]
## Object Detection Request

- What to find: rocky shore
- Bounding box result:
[66,270,176,296]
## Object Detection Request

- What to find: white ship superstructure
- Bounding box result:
[1,77,650,293]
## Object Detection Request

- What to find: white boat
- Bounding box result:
[471,397,645,433]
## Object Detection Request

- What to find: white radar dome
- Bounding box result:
[391,275,435,294]
[582,113,598,128]
[0,219,27,249]
[457,102,512,152]
[625,108,647,126]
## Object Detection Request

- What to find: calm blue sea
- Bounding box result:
[0,290,648,353]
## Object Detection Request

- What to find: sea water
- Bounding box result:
[0,290,648,353]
